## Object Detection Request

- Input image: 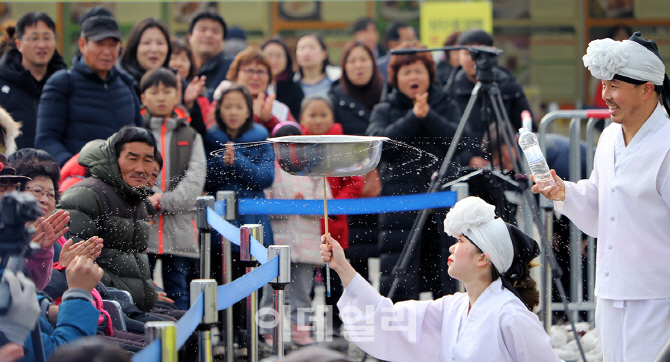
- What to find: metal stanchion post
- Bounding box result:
[451,182,469,293]
[539,196,554,332]
[216,191,237,362]
[145,321,178,362]
[267,245,290,359]
[196,196,215,279]
[191,280,218,362]
[241,224,262,362]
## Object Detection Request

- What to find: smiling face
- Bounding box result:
[219,90,250,138]
[16,20,56,68]
[300,99,334,135]
[136,27,169,72]
[118,142,155,188]
[601,79,646,125]
[235,61,270,97]
[345,45,374,87]
[79,37,120,79]
[188,18,224,59]
[24,175,56,216]
[396,60,430,99]
[447,235,487,281]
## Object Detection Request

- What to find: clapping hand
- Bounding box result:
[184,75,207,109]
[30,210,70,249]
[223,142,236,166]
[59,236,103,268]
[66,256,104,293]
[253,93,276,124]
[413,92,430,119]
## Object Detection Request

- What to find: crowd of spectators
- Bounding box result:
[0,7,540,361]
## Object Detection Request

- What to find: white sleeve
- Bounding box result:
[337,274,445,362]
[499,305,563,362]
[554,160,600,238]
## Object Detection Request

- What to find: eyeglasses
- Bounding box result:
[240,68,268,77]
[23,35,55,44]
[0,183,16,192]
[25,186,56,202]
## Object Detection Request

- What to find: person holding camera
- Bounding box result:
[0,255,103,361]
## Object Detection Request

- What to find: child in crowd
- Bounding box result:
[139,68,207,310]
[203,83,274,340]
[260,121,331,347]
[299,95,363,336]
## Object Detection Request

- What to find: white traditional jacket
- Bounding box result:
[338,274,561,362]
[556,103,670,300]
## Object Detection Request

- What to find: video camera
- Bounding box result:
[0,192,44,314]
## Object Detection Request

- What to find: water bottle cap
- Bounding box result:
[519,127,529,134]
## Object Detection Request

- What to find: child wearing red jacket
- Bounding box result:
[300,95,363,336]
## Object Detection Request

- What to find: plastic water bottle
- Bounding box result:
[518,127,555,190]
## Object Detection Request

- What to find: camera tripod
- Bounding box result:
[363,46,587,362]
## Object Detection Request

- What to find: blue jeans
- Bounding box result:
[149,254,195,310]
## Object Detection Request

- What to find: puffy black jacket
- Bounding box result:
[196,51,233,102]
[443,65,532,165]
[329,83,375,136]
[329,82,380,264]
[59,135,157,312]
[275,70,304,119]
[0,48,66,149]
[35,56,143,166]
[366,85,460,300]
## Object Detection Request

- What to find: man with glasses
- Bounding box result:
[0,12,66,149]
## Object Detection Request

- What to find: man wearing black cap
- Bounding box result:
[35,15,143,167]
[536,32,670,361]
[188,11,233,101]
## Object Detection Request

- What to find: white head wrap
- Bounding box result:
[583,38,666,86]
[444,197,514,274]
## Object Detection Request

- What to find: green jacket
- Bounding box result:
[58,135,157,311]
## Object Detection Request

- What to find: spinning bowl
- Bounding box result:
[269,135,388,177]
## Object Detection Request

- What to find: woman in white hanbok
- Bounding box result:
[320,197,562,362]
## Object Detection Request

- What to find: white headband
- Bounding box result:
[583,38,666,86]
[444,197,514,274]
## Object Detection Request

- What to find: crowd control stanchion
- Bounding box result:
[267,245,290,359]
[145,321,178,362]
[241,224,262,362]
[197,196,215,279]
[191,280,218,362]
[216,191,237,362]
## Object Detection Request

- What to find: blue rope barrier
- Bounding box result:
[131,339,160,362]
[214,191,456,216]
[206,207,268,264]
[217,256,279,311]
[176,291,204,349]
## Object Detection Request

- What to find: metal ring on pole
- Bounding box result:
[191,280,218,362]
[268,245,290,359]
[145,321,178,362]
[196,196,215,279]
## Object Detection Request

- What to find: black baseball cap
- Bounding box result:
[81,15,121,42]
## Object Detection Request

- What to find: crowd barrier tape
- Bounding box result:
[214,191,457,216]
[131,191,456,361]
[207,207,269,264]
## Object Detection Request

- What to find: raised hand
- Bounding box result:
[30,210,70,249]
[320,234,357,287]
[223,142,236,166]
[59,236,104,268]
[413,92,430,119]
[184,75,207,109]
[66,255,104,293]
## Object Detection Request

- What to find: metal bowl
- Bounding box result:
[269,135,388,177]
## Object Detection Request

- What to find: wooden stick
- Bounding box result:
[323,176,331,297]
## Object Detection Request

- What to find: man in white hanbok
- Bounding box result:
[535,32,670,362]
[320,197,562,362]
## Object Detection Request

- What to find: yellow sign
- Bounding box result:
[420,1,493,48]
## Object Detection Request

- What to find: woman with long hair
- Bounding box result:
[294,33,340,97]
[261,37,304,118]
